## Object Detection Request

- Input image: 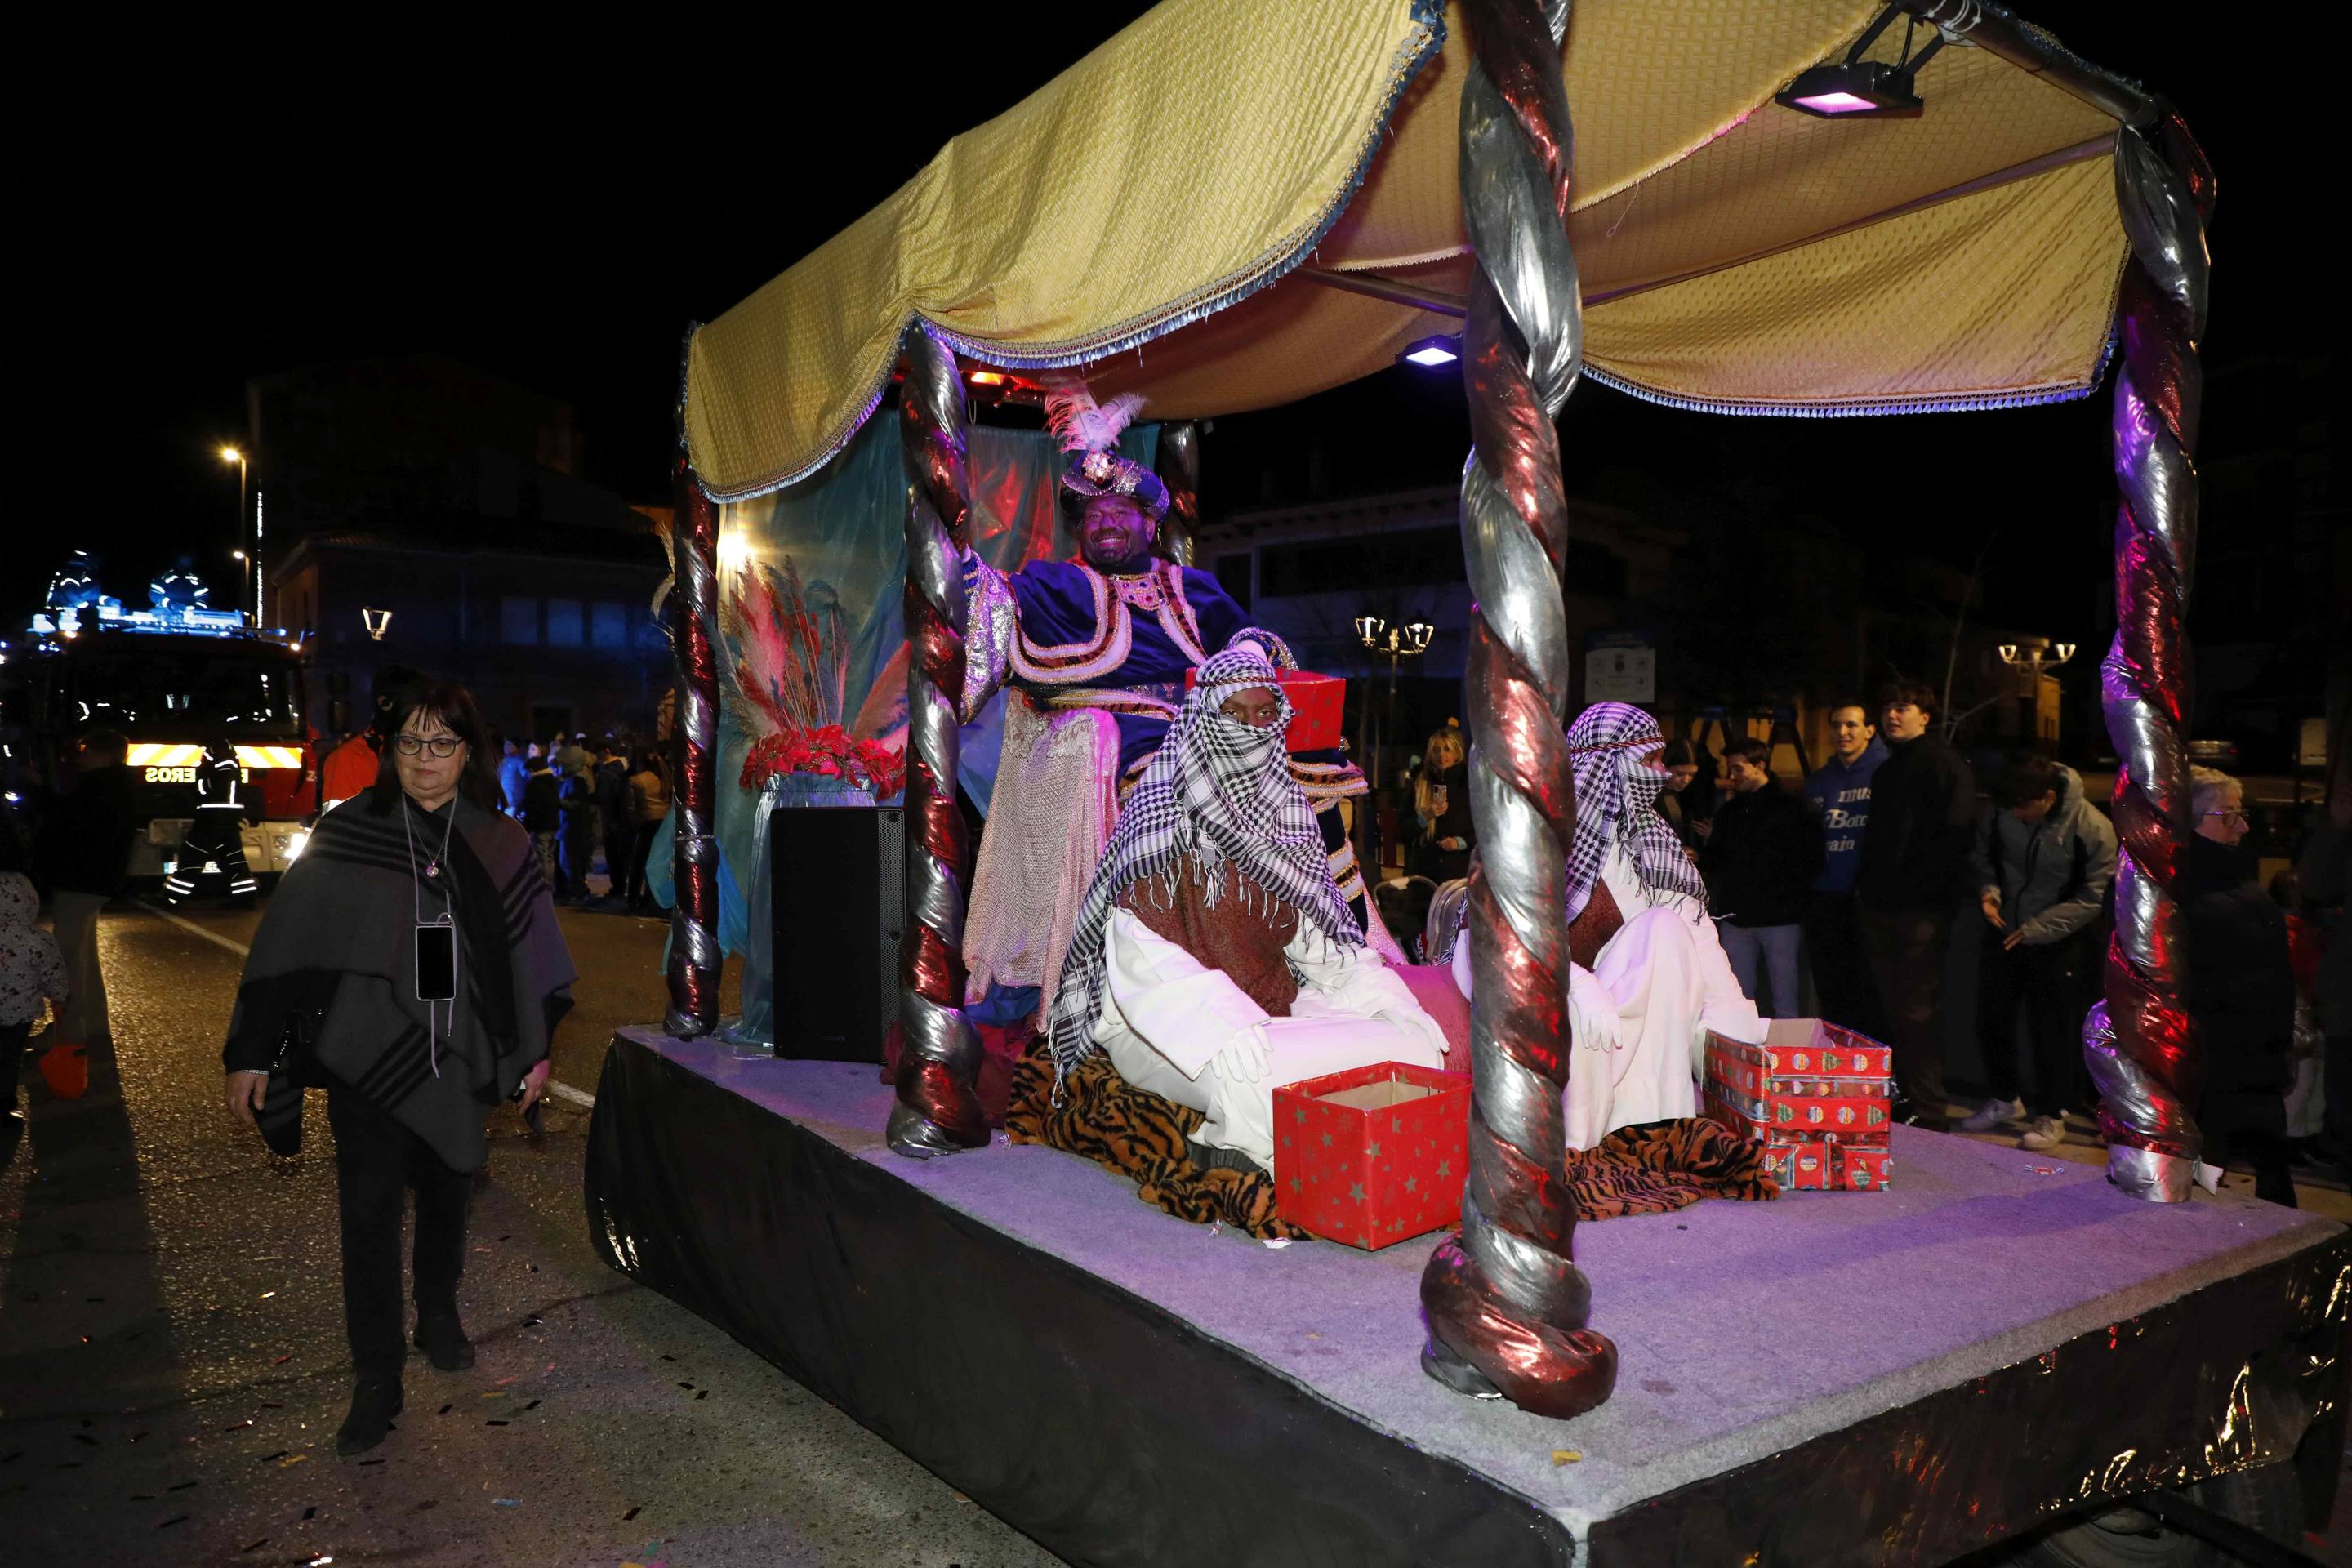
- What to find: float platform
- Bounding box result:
[586,1027,2350,1566]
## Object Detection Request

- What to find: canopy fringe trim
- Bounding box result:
[1583,323,2117,419]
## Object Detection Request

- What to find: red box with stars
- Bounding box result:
[1271,1061,1470,1250]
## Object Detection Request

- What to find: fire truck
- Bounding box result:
[1,572,317,885]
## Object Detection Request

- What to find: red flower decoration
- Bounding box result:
[742,725,905,797]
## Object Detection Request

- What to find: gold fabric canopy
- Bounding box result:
[687,0,2138,501]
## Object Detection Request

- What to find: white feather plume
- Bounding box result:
[1043,379,1146,456]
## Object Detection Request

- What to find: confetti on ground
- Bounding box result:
[358,1458,385,1467]
[438,1405,454,1416]
[523,1313,543,1326]
[694,1390,707,1401]
[302,1506,318,1521]
[129,1431,149,1443]
[496,1375,518,1387]
[492,1497,520,1508]
[1552,1450,1584,1465]
[158,1515,189,1528]
[260,1451,289,1463]
[72,1434,98,1447]
[480,1392,507,1401]
[675,1383,694,1392]
[131,1494,156,1502]
[239,1539,268,1553]
[224,1420,254,1432]
[519,1400,541,1412]
[273,1355,292,1365]
[1262,1237,1292,1250]
[261,1291,277,1299]
[306,1555,334,1567]
[168,1480,199,1491]
[280,1454,308,1468]
[486,1420,510,1428]
[622,1506,642,1522]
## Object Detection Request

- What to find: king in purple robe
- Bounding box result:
[958,388,1383,1018]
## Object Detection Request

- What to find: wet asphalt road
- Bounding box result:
[0,893,1063,1568]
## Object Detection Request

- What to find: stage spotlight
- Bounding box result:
[1399,335,1460,368]
[968,370,1008,386]
[1776,2,1946,119]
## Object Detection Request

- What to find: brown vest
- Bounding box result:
[1117,858,1301,1018]
[1568,880,1627,972]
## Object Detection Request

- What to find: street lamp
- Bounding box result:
[1354,612,1438,871]
[362,608,393,641]
[1997,639,2077,746]
[219,446,250,622]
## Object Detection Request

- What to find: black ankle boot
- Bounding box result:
[336,1377,403,1457]
[413,1310,475,1371]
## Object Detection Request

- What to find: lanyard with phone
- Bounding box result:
[403,800,461,1076]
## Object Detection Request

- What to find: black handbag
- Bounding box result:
[255,1012,314,1156]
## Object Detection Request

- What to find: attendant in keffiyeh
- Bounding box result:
[1048,646,1448,1173]
[1452,703,1764,1149]
[221,683,576,1458]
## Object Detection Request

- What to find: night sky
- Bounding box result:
[19,7,2314,645]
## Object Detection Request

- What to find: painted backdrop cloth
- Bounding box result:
[222,795,576,1174]
[705,421,1158,959]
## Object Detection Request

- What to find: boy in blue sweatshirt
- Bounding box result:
[1802,702,1890,1041]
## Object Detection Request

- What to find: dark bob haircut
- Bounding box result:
[367,681,504,814]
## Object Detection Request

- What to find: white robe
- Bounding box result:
[1452,838,1763,1151]
[1093,909,1450,1170]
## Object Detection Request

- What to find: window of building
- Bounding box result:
[546,598,584,648]
[1256,527,1469,597]
[1563,541,1629,600]
[501,595,539,645]
[592,601,629,649]
[1212,553,1253,610]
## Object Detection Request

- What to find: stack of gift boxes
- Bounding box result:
[1703,1019,1894,1192]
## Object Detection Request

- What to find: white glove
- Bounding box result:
[1212,1021,1272,1084]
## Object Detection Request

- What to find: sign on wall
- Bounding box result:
[1584,632,1655,705]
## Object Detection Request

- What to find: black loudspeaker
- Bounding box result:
[771,804,905,1062]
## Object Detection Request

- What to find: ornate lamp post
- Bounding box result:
[1996,639,2077,746]
[1352,612,1436,873]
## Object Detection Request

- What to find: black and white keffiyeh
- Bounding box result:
[1045,645,1361,1080]
[1563,702,1708,922]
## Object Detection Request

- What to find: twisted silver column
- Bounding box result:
[1158,421,1200,568]
[2083,114,2215,1202]
[664,443,722,1039]
[1419,0,1616,1420]
[886,323,988,1156]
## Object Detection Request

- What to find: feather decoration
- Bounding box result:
[1042,379,1147,457]
[722,555,847,741]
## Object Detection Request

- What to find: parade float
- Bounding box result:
[584,2,2350,1561]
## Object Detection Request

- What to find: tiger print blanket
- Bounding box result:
[1004,1040,1776,1239]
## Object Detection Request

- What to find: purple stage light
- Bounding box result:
[1792,90,1881,114]
[1775,60,1924,118]
[1401,335,1462,368]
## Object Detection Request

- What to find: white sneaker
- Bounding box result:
[1958,1098,2025,1134]
[2018,1115,2067,1152]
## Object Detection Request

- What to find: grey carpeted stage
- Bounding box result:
[589,1029,2350,1565]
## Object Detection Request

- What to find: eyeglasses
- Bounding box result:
[2203,808,2247,826]
[394,734,464,758]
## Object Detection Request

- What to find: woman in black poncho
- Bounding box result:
[223,684,577,1455]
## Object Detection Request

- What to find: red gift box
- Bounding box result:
[1272,1061,1469,1250]
[1757,1139,1835,1191]
[1708,1018,1892,1093]
[1184,667,1344,753]
[1835,1145,1894,1191]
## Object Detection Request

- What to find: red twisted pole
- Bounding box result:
[887,324,987,1156]
[665,440,723,1038]
[2082,113,2216,1202]
[1418,0,1616,1420]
